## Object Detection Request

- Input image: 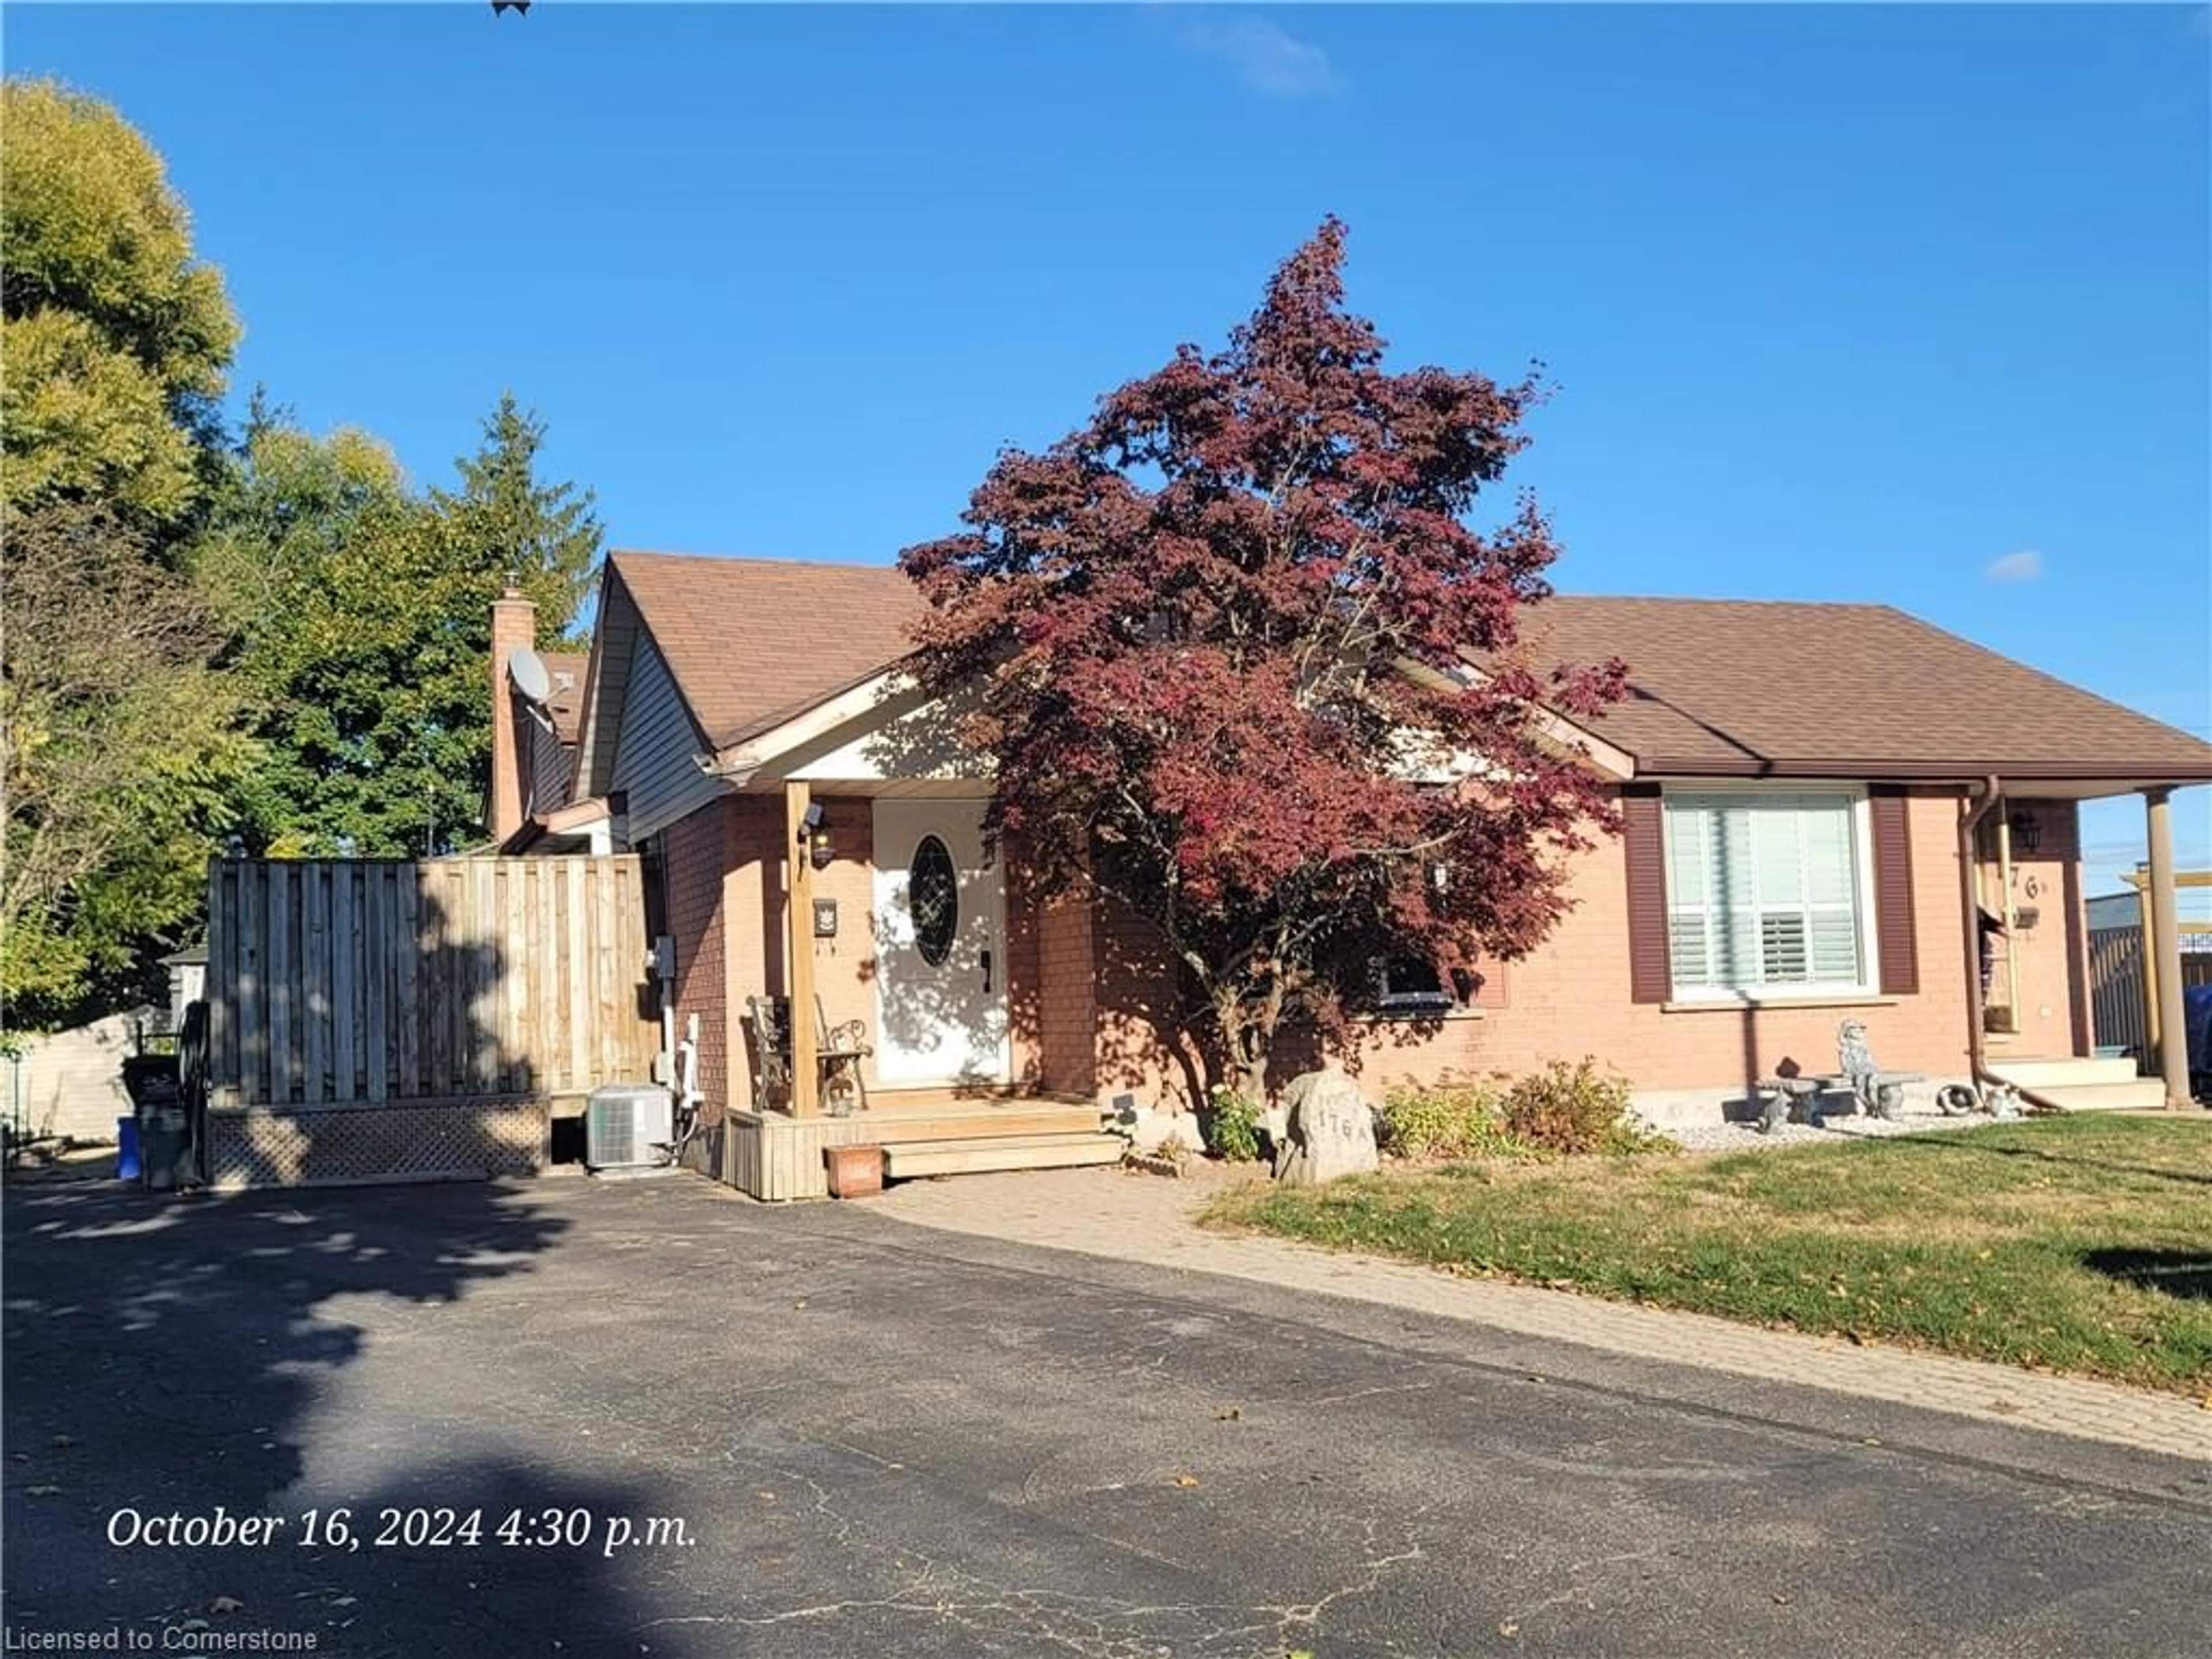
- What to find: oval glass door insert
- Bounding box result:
[910,835,959,967]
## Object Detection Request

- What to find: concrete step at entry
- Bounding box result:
[1986,1056,2143,1090]
[2021,1081,2173,1112]
[883,1132,1126,1180]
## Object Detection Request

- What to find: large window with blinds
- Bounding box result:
[1662,791,1873,997]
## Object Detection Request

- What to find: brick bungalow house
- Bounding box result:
[487,551,2212,1199]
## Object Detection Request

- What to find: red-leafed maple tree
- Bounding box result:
[899,219,1625,1103]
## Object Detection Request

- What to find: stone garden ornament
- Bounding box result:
[1272,1067,1380,1186]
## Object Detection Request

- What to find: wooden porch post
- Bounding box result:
[2124,866,2160,1067]
[1994,804,2021,1027]
[2143,789,2192,1111]
[785,781,820,1117]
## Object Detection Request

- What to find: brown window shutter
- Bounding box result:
[1622,785,1671,1005]
[1869,787,1918,995]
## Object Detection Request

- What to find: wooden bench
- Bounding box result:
[745,995,871,1118]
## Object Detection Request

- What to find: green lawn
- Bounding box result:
[1206,1116,2212,1392]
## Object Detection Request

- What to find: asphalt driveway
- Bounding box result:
[5,1169,2208,1658]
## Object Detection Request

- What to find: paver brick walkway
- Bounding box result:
[870,1164,2212,1464]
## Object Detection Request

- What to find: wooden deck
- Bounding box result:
[718,1097,1120,1200]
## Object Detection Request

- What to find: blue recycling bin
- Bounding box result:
[120,1054,188,1190]
[115,1116,142,1181]
[2182,983,2212,1084]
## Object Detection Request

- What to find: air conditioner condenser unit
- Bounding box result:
[585,1082,676,1172]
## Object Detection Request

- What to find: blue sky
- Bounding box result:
[12,3,2209,897]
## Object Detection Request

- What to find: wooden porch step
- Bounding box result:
[883,1132,1126,1180]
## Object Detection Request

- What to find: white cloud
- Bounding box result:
[1179,17,1338,99]
[1984,548,2043,584]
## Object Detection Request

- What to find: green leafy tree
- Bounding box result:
[1,76,238,532]
[0,78,249,1027]
[198,399,601,857]
[193,424,433,855]
[1,506,252,1026]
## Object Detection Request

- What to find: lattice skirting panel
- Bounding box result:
[206,1099,547,1190]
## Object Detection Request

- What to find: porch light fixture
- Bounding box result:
[797,800,832,869]
[2006,810,2041,857]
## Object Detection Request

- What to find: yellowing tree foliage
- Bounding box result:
[0,78,605,1027]
[1,78,248,1028]
[2,76,240,529]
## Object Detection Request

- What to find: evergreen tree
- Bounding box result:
[198,397,603,859]
[431,391,603,647]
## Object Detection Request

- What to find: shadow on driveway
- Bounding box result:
[10,1166,2212,1659]
[3,1173,699,1657]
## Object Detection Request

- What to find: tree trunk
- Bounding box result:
[1215,992,1275,1105]
[1237,1049,1270,1106]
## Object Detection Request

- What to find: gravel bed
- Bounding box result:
[1662,1108,2008,1154]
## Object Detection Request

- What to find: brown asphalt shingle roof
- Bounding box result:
[609,551,924,749]
[604,552,2212,782]
[541,652,588,746]
[1498,597,2211,779]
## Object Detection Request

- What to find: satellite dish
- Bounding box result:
[507,646,552,704]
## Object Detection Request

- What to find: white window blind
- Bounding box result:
[1664,794,1866,994]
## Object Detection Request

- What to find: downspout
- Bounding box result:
[1957,777,2068,1115]
[1994,805,2020,1029]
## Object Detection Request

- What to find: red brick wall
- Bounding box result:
[660,799,732,1122]
[1988,799,2089,1062]
[1002,840,1046,1091]
[660,783,2065,1120]
[719,795,784,1112]
[1338,788,1974,1097]
[666,793,1105,1113]
[1081,786,2018,1108]
[1093,892,1209,1108]
[809,797,879,1084]
[1032,888,1099,1097]
[709,793,890,1110]
[662,791,924,1122]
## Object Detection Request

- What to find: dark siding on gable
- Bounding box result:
[611,636,727,845]
[1622,785,1671,1005]
[1869,787,1919,996]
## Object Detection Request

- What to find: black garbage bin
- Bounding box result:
[120,1055,190,1192]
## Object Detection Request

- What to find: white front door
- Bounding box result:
[872,800,1011,1087]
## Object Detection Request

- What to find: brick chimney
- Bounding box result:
[488,581,536,845]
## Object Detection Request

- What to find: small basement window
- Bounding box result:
[1374,955,1458,1014]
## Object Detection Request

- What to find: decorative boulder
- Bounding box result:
[1272,1067,1379,1186]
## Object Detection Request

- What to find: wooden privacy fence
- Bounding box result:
[200,856,658,1187]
